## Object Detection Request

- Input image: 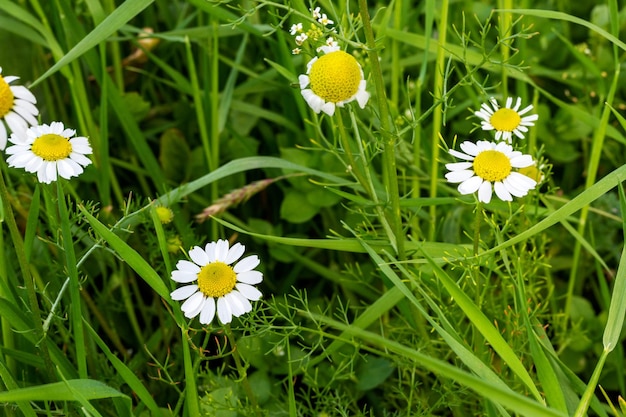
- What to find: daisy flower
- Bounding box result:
[0,67,39,150]
[474,97,538,142]
[6,122,92,184]
[170,239,263,325]
[445,140,537,203]
[298,48,370,116]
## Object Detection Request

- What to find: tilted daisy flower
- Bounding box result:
[445,140,537,203]
[298,47,370,116]
[474,97,538,142]
[6,121,92,184]
[0,67,39,150]
[170,239,263,325]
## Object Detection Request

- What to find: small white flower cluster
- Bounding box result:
[289,6,337,55]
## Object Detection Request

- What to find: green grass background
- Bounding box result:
[0,0,625,416]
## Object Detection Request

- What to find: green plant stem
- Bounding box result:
[0,168,54,378]
[573,348,609,417]
[428,0,449,241]
[473,202,482,256]
[181,327,201,416]
[334,109,373,198]
[56,183,88,378]
[224,324,261,416]
[498,0,512,98]
[358,0,404,259]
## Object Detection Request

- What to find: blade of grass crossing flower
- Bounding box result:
[514,270,568,413]
[58,184,87,379]
[33,0,155,85]
[304,312,566,417]
[419,248,544,401]
[602,184,626,351]
[85,322,160,413]
[78,206,171,301]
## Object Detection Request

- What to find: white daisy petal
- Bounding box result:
[494,181,512,201]
[237,270,263,285]
[449,149,474,161]
[175,259,201,273]
[217,297,233,324]
[225,243,245,265]
[477,181,493,203]
[236,283,263,301]
[181,292,205,318]
[445,170,475,183]
[199,298,217,324]
[224,292,247,317]
[460,141,480,156]
[171,285,198,301]
[189,246,210,266]
[171,270,199,284]
[458,176,483,195]
[214,239,230,262]
[234,255,260,273]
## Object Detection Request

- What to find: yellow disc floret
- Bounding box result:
[0,76,14,118]
[473,150,512,182]
[31,134,73,161]
[309,51,361,103]
[197,261,237,298]
[490,108,521,132]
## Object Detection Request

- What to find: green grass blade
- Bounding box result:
[85,322,160,413]
[499,9,626,52]
[420,249,544,401]
[304,312,566,417]
[78,206,170,301]
[602,184,626,351]
[33,0,155,85]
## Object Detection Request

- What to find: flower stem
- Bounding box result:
[0,166,54,377]
[224,324,261,416]
[334,109,373,198]
[358,0,405,259]
[473,202,482,256]
[428,0,449,241]
[181,327,201,416]
[57,182,88,378]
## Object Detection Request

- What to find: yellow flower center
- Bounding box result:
[518,165,542,182]
[473,150,511,182]
[31,134,73,161]
[0,75,15,118]
[490,108,521,132]
[197,261,237,298]
[309,51,361,103]
[155,206,174,224]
